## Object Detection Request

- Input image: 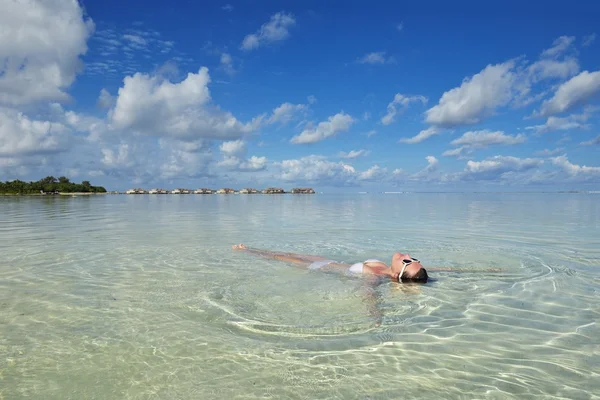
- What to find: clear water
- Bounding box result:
[1,193,599,399]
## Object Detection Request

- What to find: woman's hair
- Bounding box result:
[400,267,428,283]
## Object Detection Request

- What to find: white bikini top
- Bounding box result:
[348,259,383,274]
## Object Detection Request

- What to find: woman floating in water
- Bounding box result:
[232,244,428,283]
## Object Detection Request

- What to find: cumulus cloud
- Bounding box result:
[241,12,296,51]
[220,140,246,157]
[290,112,354,144]
[359,165,387,181]
[0,0,94,106]
[425,61,516,127]
[109,67,261,140]
[409,156,440,181]
[551,155,600,179]
[220,53,235,75]
[357,52,394,65]
[536,70,600,117]
[218,140,267,171]
[459,156,543,181]
[541,36,576,58]
[274,155,359,184]
[444,130,525,158]
[0,108,72,157]
[97,88,114,109]
[451,130,526,148]
[381,93,427,125]
[267,102,307,124]
[399,127,441,144]
[526,111,591,134]
[580,135,600,146]
[339,149,369,159]
[527,58,579,82]
[442,147,468,158]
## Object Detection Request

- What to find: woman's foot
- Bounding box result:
[232,244,248,250]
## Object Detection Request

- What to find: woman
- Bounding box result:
[232,244,428,283]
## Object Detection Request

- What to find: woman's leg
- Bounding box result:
[232,244,329,264]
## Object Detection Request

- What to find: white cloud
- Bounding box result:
[0,108,72,157]
[396,23,404,32]
[451,130,526,148]
[274,155,359,184]
[307,95,317,105]
[122,34,147,49]
[109,67,260,140]
[218,140,267,171]
[359,165,387,181]
[462,156,543,180]
[528,58,579,81]
[357,51,394,65]
[583,33,597,47]
[526,112,590,134]
[381,93,427,125]
[551,155,600,178]
[399,127,441,144]
[240,156,268,171]
[541,36,576,58]
[102,143,133,168]
[534,148,563,156]
[220,53,235,75]
[222,4,234,12]
[442,147,468,158]
[97,88,114,109]
[580,136,600,146]
[267,102,307,124]
[425,61,516,127]
[220,140,246,157]
[410,156,440,181]
[339,149,369,159]
[0,0,94,106]
[536,70,600,117]
[291,112,354,144]
[241,12,296,51]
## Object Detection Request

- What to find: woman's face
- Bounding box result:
[391,252,423,280]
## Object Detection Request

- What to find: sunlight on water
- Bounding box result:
[1,193,599,399]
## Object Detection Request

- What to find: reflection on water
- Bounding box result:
[1,193,599,399]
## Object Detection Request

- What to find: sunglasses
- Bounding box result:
[398,257,419,281]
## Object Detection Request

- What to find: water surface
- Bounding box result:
[1,193,599,399]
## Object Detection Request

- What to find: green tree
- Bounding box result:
[40,176,57,184]
[58,176,70,184]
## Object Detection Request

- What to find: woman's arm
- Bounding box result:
[426,267,503,272]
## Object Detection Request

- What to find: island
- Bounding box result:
[0,176,107,195]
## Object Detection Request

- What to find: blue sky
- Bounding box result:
[1,0,599,191]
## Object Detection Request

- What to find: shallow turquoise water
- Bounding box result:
[1,193,599,399]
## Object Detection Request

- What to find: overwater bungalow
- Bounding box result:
[216,188,236,194]
[290,187,315,194]
[194,188,215,194]
[171,188,182,194]
[126,188,146,194]
[262,187,285,194]
[239,188,259,194]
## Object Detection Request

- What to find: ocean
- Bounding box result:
[1,193,598,399]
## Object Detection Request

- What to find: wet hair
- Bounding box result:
[400,267,428,284]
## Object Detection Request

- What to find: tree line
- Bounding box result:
[0,176,107,194]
